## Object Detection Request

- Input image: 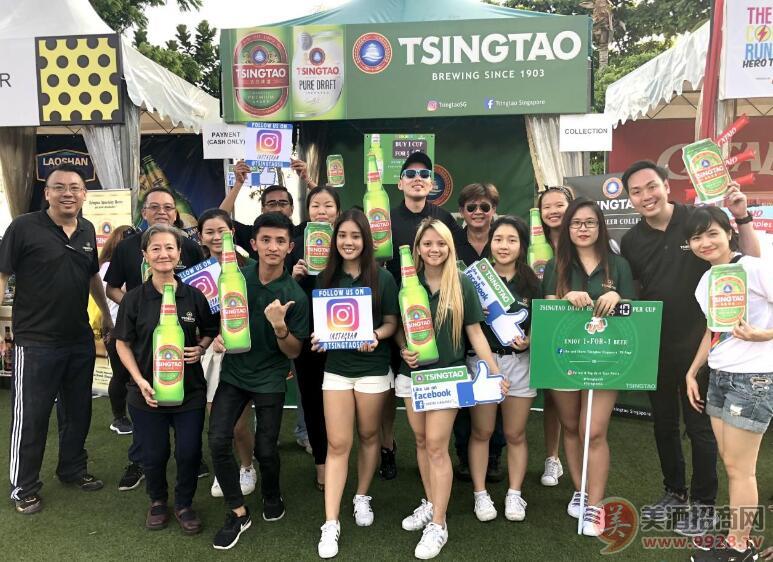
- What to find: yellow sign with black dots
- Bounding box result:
[36,34,123,125]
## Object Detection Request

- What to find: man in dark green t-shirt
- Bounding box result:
[208,213,309,551]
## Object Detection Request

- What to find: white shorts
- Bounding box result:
[467,353,537,399]
[322,371,394,394]
[395,373,413,399]
[202,346,224,403]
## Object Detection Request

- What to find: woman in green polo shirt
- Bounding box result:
[311,209,399,559]
[467,216,542,524]
[394,218,505,560]
[541,197,634,538]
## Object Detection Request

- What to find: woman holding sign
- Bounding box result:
[197,209,258,498]
[467,216,542,523]
[684,206,772,562]
[290,186,342,491]
[395,218,505,560]
[541,198,634,537]
[311,209,400,559]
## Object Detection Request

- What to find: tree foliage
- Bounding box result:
[90,0,202,33]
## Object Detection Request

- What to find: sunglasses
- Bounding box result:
[465,202,492,213]
[401,169,432,180]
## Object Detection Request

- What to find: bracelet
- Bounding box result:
[275,327,290,340]
[735,213,753,225]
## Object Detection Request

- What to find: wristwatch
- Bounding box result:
[735,213,753,225]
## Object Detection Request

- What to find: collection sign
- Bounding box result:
[221,16,591,121]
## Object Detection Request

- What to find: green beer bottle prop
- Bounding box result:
[370,133,384,180]
[398,245,439,367]
[153,283,185,406]
[363,153,393,261]
[708,263,748,332]
[304,222,334,276]
[527,208,553,280]
[218,232,251,353]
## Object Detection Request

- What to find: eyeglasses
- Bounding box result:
[401,169,432,180]
[144,204,176,213]
[569,219,600,230]
[465,202,492,213]
[264,200,291,209]
[47,185,85,194]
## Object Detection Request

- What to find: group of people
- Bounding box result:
[0,150,770,562]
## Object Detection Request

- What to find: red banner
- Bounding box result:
[609,117,773,203]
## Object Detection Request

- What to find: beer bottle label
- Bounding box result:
[222,292,249,333]
[401,265,417,278]
[222,250,237,265]
[367,208,391,244]
[154,345,184,385]
[160,304,177,316]
[233,32,290,117]
[532,260,548,280]
[404,305,434,344]
[531,224,544,237]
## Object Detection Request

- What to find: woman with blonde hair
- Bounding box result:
[394,218,505,560]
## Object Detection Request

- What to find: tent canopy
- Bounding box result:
[267,0,544,26]
[605,21,773,126]
[0,0,220,133]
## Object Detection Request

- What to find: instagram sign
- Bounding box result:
[312,287,374,351]
[245,122,292,167]
[178,257,222,313]
[327,298,359,332]
[256,129,282,154]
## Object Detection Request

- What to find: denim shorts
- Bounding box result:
[705,370,773,434]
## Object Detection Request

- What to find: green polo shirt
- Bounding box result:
[221,263,309,393]
[541,252,635,300]
[481,275,542,351]
[322,267,399,378]
[400,271,484,375]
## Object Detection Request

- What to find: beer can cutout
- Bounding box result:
[682,139,732,203]
[326,154,345,187]
[708,263,747,332]
[304,222,333,276]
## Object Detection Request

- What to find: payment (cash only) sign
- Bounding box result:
[530,300,662,391]
[221,16,591,121]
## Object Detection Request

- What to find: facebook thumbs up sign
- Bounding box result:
[486,301,529,347]
[456,360,506,406]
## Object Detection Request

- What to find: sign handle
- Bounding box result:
[577,389,594,535]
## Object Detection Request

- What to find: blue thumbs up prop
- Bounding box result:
[486,301,529,346]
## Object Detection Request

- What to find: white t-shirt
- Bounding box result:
[695,255,773,372]
[99,261,121,325]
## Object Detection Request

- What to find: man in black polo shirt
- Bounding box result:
[104,186,204,491]
[0,164,114,514]
[620,160,759,535]
[208,212,309,550]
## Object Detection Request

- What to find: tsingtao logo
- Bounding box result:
[327,298,359,332]
[353,33,392,73]
[602,177,623,199]
[309,47,325,65]
[257,129,282,154]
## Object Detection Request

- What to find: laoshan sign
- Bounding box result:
[220,16,591,122]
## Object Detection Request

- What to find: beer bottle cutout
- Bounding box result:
[153,283,185,406]
[398,245,439,366]
[304,222,334,276]
[527,208,553,280]
[218,232,251,353]
[370,134,384,180]
[363,153,393,261]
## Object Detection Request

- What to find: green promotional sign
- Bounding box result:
[363,133,435,184]
[530,300,663,391]
[221,16,591,122]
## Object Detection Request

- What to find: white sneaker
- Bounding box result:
[317,520,340,558]
[353,494,374,527]
[414,522,448,560]
[240,466,257,496]
[582,505,605,536]
[473,491,497,522]
[211,477,223,498]
[504,493,527,521]
[567,491,589,519]
[541,456,563,486]
[401,499,434,531]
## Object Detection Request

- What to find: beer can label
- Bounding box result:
[222,291,249,333]
[367,207,391,244]
[326,155,345,187]
[404,305,434,344]
[709,273,747,329]
[154,344,184,385]
[305,230,332,273]
[233,32,290,117]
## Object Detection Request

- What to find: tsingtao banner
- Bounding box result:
[221,16,592,121]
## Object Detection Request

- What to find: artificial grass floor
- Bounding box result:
[0,389,770,561]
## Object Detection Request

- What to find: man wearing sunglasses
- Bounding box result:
[381,151,463,481]
[104,186,204,493]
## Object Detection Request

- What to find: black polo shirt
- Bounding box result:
[542,253,635,301]
[454,227,490,268]
[113,279,218,413]
[621,203,709,353]
[0,210,99,345]
[386,201,463,282]
[104,230,204,292]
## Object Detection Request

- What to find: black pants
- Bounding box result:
[648,353,717,503]
[294,343,327,465]
[106,338,130,419]
[128,404,204,509]
[453,406,506,464]
[9,341,95,500]
[209,381,284,509]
